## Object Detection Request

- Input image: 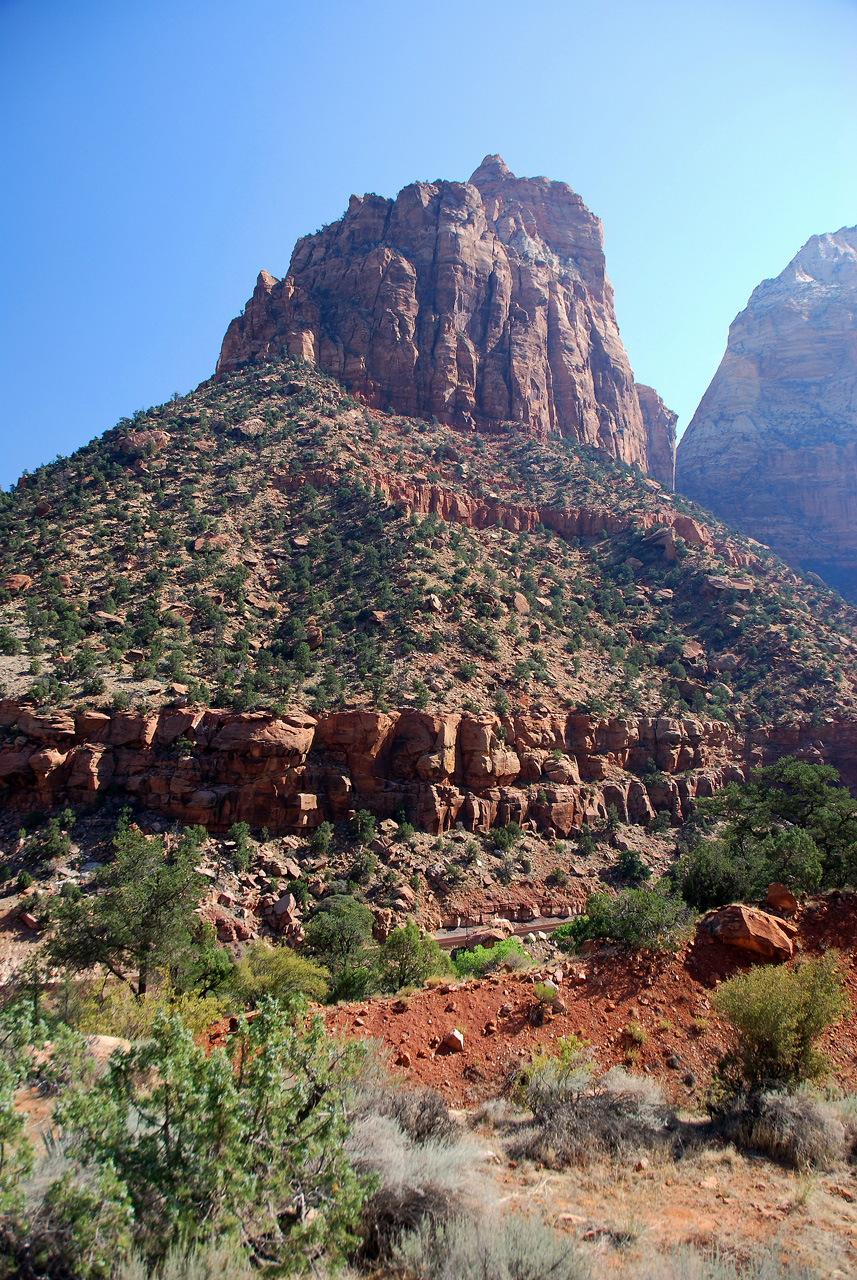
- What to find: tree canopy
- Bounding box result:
[48,820,209,997]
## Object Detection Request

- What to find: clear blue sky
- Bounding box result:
[1,0,855,488]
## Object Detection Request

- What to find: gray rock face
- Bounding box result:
[676,227,857,597]
[216,156,675,482]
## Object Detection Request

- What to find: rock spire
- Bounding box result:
[217,156,675,484]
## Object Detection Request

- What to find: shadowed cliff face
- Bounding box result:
[217,155,675,484]
[676,226,857,598]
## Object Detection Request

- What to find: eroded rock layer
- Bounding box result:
[3,698,856,837]
[676,226,857,597]
[217,156,674,479]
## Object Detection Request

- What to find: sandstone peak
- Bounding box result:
[676,224,857,598]
[468,153,512,184]
[216,159,675,482]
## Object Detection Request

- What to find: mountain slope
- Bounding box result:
[2,357,855,737]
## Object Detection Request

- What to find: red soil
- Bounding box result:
[324,893,857,1106]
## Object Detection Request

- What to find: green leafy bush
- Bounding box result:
[309,820,333,858]
[376,922,450,992]
[0,626,21,656]
[48,820,208,998]
[306,896,377,1001]
[616,846,651,882]
[491,822,522,853]
[350,809,376,847]
[677,758,857,910]
[452,937,527,978]
[561,884,693,953]
[53,1004,369,1273]
[232,939,329,1006]
[711,952,847,1090]
[227,821,252,870]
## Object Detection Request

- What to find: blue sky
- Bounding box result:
[1,0,855,488]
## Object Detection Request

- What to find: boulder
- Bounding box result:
[765,882,799,915]
[440,1028,465,1054]
[705,904,795,962]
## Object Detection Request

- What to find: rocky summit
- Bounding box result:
[217,155,676,485]
[676,225,857,599]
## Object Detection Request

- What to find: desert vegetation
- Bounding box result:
[1,359,855,728]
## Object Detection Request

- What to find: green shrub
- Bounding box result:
[306,896,376,1001]
[577,824,594,855]
[52,1004,369,1273]
[227,821,252,870]
[376,922,451,992]
[348,848,377,883]
[491,822,522,852]
[350,809,376,847]
[232,939,329,1006]
[567,884,693,953]
[452,937,527,979]
[616,847,651,882]
[711,953,847,1090]
[0,626,21,656]
[675,828,822,911]
[309,820,333,858]
[650,809,672,833]
[31,808,75,862]
[676,758,857,911]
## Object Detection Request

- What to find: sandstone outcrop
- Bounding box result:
[3,698,857,838]
[676,226,857,598]
[704,904,796,963]
[217,156,675,481]
[274,465,712,548]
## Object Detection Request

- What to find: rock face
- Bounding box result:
[217,155,675,481]
[676,227,857,598]
[636,384,677,488]
[4,697,857,837]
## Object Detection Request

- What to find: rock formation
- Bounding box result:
[636,384,677,488]
[3,697,856,838]
[676,226,857,597]
[217,155,675,481]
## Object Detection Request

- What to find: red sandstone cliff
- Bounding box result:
[676,226,857,598]
[2,698,854,838]
[217,156,675,482]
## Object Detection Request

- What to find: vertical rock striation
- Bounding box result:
[676,226,857,597]
[217,155,675,481]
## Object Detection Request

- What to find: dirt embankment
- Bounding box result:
[324,893,857,1108]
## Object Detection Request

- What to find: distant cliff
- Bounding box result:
[217,155,675,484]
[676,226,857,597]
